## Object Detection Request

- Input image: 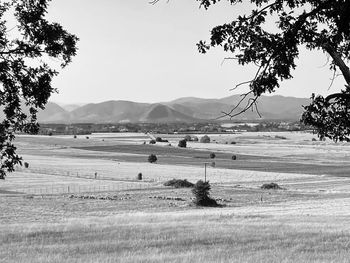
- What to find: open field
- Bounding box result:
[2,132,350,262]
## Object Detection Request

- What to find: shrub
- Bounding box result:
[192,136,199,142]
[148,154,157,163]
[184,135,192,141]
[275,135,287,140]
[192,180,218,207]
[86,136,89,139]
[155,137,169,142]
[149,140,156,144]
[137,173,142,180]
[24,162,29,168]
[261,182,282,190]
[200,135,210,143]
[230,141,237,144]
[312,138,317,141]
[155,137,162,142]
[232,155,237,160]
[209,152,216,159]
[164,179,194,188]
[178,139,187,148]
[73,135,77,139]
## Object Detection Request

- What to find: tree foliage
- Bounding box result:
[192,180,218,206]
[178,139,187,148]
[193,0,350,142]
[0,0,78,178]
[148,154,158,163]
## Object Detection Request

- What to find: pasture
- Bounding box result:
[1,132,350,262]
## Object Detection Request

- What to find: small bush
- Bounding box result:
[155,137,168,143]
[232,155,237,160]
[164,179,194,188]
[230,141,237,144]
[184,135,192,141]
[86,136,89,139]
[24,162,29,168]
[209,152,216,159]
[200,135,210,143]
[312,138,317,141]
[192,136,199,142]
[149,140,156,144]
[261,182,282,190]
[137,173,142,180]
[178,139,187,148]
[148,154,157,163]
[275,135,287,140]
[192,180,218,207]
[73,135,77,139]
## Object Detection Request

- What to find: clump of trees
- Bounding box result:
[149,140,156,144]
[184,135,192,141]
[178,139,187,148]
[148,154,157,163]
[200,135,210,143]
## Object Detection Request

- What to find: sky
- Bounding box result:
[46,0,345,105]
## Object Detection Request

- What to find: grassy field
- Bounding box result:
[2,195,350,263]
[2,132,350,262]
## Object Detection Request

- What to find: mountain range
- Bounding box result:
[32,94,310,123]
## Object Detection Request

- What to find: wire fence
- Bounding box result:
[15,182,158,195]
[15,166,163,183]
[7,166,162,196]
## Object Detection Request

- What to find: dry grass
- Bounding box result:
[1,210,350,263]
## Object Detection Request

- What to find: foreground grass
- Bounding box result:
[1,211,350,263]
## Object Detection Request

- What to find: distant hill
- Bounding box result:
[69,100,150,123]
[32,95,310,123]
[140,104,197,123]
[36,102,71,123]
[57,103,84,112]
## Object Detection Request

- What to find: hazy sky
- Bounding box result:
[47,0,344,104]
